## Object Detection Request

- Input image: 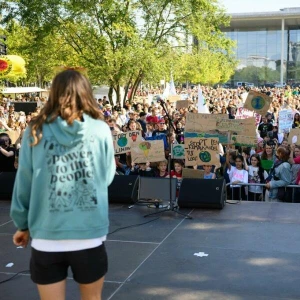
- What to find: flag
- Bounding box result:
[197,85,209,114]
[169,75,177,96]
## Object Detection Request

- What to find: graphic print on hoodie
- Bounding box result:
[45,136,97,212]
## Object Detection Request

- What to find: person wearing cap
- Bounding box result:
[104,104,112,117]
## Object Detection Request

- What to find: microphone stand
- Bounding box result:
[144,99,192,219]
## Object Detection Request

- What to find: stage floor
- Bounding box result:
[1,200,300,300]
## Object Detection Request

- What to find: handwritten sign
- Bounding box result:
[171,144,185,159]
[288,128,300,144]
[176,100,189,110]
[231,135,258,147]
[113,131,142,154]
[244,90,272,116]
[279,109,293,133]
[185,113,223,132]
[184,131,229,144]
[236,107,261,126]
[182,168,204,179]
[184,138,219,166]
[131,140,165,163]
[216,118,256,136]
[168,95,181,102]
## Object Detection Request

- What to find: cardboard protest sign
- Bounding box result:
[288,128,300,144]
[231,135,258,147]
[167,95,181,102]
[184,137,219,166]
[244,90,272,116]
[171,144,185,159]
[131,140,165,163]
[184,131,229,144]
[182,168,204,179]
[185,113,223,132]
[176,100,189,110]
[216,117,256,136]
[113,131,142,154]
[278,109,293,133]
[5,130,20,145]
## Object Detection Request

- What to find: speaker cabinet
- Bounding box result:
[108,175,139,204]
[178,179,226,209]
[0,172,16,200]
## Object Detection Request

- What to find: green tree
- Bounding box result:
[4,0,237,101]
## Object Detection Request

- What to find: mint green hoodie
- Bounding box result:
[10,114,115,240]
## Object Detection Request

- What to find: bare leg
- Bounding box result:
[37,279,66,300]
[79,276,105,300]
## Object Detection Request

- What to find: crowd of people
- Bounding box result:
[1,84,300,202]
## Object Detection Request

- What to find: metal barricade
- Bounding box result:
[225,182,300,202]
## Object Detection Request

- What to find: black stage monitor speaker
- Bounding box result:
[178,179,226,209]
[108,175,139,204]
[0,172,16,200]
[138,177,177,202]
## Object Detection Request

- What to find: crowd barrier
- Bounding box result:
[226,182,300,202]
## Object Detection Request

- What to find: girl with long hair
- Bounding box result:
[10,70,116,300]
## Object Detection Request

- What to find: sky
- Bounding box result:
[219,0,300,13]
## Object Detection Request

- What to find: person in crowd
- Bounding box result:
[10,70,115,300]
[260,141,276,173]
[256,138,264,154]
[292,113,300,128]
[152,119,168,137]
[155,160,169,178]
[130,162,156,177]
[226,151,248,200]
[170,159,184,198]
[104,103,112,117]
[0,133,16,172]
[146,107,160,124]
[175,121,184,144]
[289,144,300,184]
[226,99,237,119]
[243,153,267,201]
[258,116,273,138]
[145,122,154,138]
[203,165,216,179]
[137,112,147,133]
[265,147,292,202]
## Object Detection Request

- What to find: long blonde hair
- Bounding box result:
[30,70,103,146]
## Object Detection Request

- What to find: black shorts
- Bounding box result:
[30,243,108,285]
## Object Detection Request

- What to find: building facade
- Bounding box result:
[222,8,300,87]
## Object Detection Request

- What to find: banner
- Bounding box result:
[113,131,143,154]
[278,109,293,133]
[184,138,219,166]
[288,128,300,144]
[131,140,165,163]
[182,168,204,179]
[216,117,256,136]
[171,144,185,159]
[176,100,189,110]
[167,95,181,102]
[231,135,258,147]
[197,85,210,114]
[184,131,229,144]
[244,90,272,116]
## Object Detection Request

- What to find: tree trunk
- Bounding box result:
[108,86,113,104]
[129,72,143,103]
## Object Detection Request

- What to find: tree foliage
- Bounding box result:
[3,0,237,101]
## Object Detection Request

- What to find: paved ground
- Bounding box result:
[1,200,300,300]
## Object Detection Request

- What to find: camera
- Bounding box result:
[0,139,6,146]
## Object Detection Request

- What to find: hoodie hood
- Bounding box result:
[48,113,91,147]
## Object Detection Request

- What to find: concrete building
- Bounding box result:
[222,7,300,87]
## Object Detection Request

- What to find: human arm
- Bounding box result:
[242,152,249,171]
[268,163,292,189]
[0,146,14,157]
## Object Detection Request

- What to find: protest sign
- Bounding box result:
[184,137,219,166]
[131,140,165,163]
[5,130,20,145]
[184,131,229,144]
[167,95,181,102]
[231,135,258,147]
[244,90,272,116]
[176,100,189,110]
[180,94,189,100]
[113,131,142,154]
[236,107,261,126]
[288,128,300,144]
[171,144,185,159]
[278,109,293,133]
[185,113,223,132]
[216,117,256,136]
[182,168,204,179]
